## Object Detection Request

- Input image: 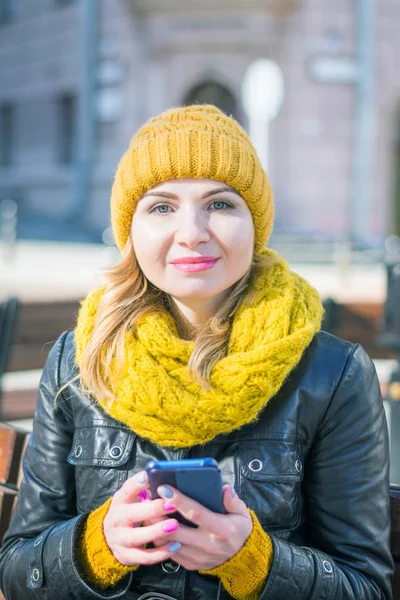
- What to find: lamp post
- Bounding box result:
[241,59,284,173]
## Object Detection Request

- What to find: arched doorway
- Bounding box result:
[183,81,239,121]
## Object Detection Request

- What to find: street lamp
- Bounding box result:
[241,59,284,172]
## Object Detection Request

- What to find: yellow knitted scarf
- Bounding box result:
[74,250,323,448]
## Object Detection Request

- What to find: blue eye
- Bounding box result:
[210,200,232,210]
[149,200,233,214]
[151,204,171,214]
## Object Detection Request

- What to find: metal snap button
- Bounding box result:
[32,568,40,582]
[323,560,333,573]
[110,445,122,458]
[161,559,180,573]
[295,460,302,473]
[75,445,83,457]
[33,536,43,547]
[248,459,263,472]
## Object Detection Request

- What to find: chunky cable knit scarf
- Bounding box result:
[74,250,323,448]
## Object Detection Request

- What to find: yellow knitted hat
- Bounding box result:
[111,104,274,252]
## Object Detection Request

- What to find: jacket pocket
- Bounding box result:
[239,440,304,531]
[67,423,136,512]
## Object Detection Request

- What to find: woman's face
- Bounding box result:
[131,178,255,306]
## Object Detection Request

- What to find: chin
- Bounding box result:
[168,283,228,300]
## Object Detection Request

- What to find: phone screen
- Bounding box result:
[145,458,225,517]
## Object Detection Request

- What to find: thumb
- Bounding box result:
[222,484,248,516]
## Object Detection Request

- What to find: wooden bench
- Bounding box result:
[0,424,30,600]
[391,484,400,598]
[0,422,399,597]
[0,298,19,420]
[323,299,396,360]
[0,299,80,420]
[0,298,19,377]
[6,299,80,373]
[1,297,394,414]
[4,298,395,375]
[0,424,30,543]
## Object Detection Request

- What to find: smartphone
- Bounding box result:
[145,458,225,517]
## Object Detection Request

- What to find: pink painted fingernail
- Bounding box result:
[139,489,148,501]
[163,521,179,533]
[164,502,176,511]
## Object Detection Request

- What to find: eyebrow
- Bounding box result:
[141,186,241,200]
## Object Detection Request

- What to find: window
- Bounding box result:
[57,94,77,164]
[0,0,15,24]
[0,103,15,167]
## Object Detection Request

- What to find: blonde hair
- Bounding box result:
[77,236,275,401]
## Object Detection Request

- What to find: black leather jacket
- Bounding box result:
[0,330,394,599]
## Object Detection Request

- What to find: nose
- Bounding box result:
[174,210,211,248]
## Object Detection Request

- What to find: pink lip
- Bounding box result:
[170,256,219,264]
[170,257,220,272]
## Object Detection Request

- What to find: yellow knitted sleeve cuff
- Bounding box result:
[77,497,139,589]
[199,509,274,600]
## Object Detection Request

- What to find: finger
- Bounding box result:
[150,535,168,549]
[165,545,205,571]
[110,497,168,527]
[145,501,177,532]
[164,523,209,549]
[157,485,221,531]
[141,494,179,520]
[144,513,169,528]
[140,491,177,516]
[112,472,148,506]
[222,484,249,516]
[115,540,183,567]
[117,518,180,548]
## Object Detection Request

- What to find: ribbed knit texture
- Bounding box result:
[74,249,323,449]
[110,104,274,252]
[77,498,139,588]
[78,500,273,598]
[200,509,274,600]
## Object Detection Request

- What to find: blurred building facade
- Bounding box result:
[0,0,399,247]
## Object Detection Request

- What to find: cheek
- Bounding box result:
[132,216,169,251]
[131,218,168,275]
[217,217,254,262]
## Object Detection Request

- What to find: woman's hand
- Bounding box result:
[103,471,182,567]
[150,484,253,571]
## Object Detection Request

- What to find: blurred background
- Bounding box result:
[1,0,400,475]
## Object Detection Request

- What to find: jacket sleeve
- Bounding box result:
[0,332,132,600]
[260,344,394,600]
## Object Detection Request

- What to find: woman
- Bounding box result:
[0,104,393,600]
